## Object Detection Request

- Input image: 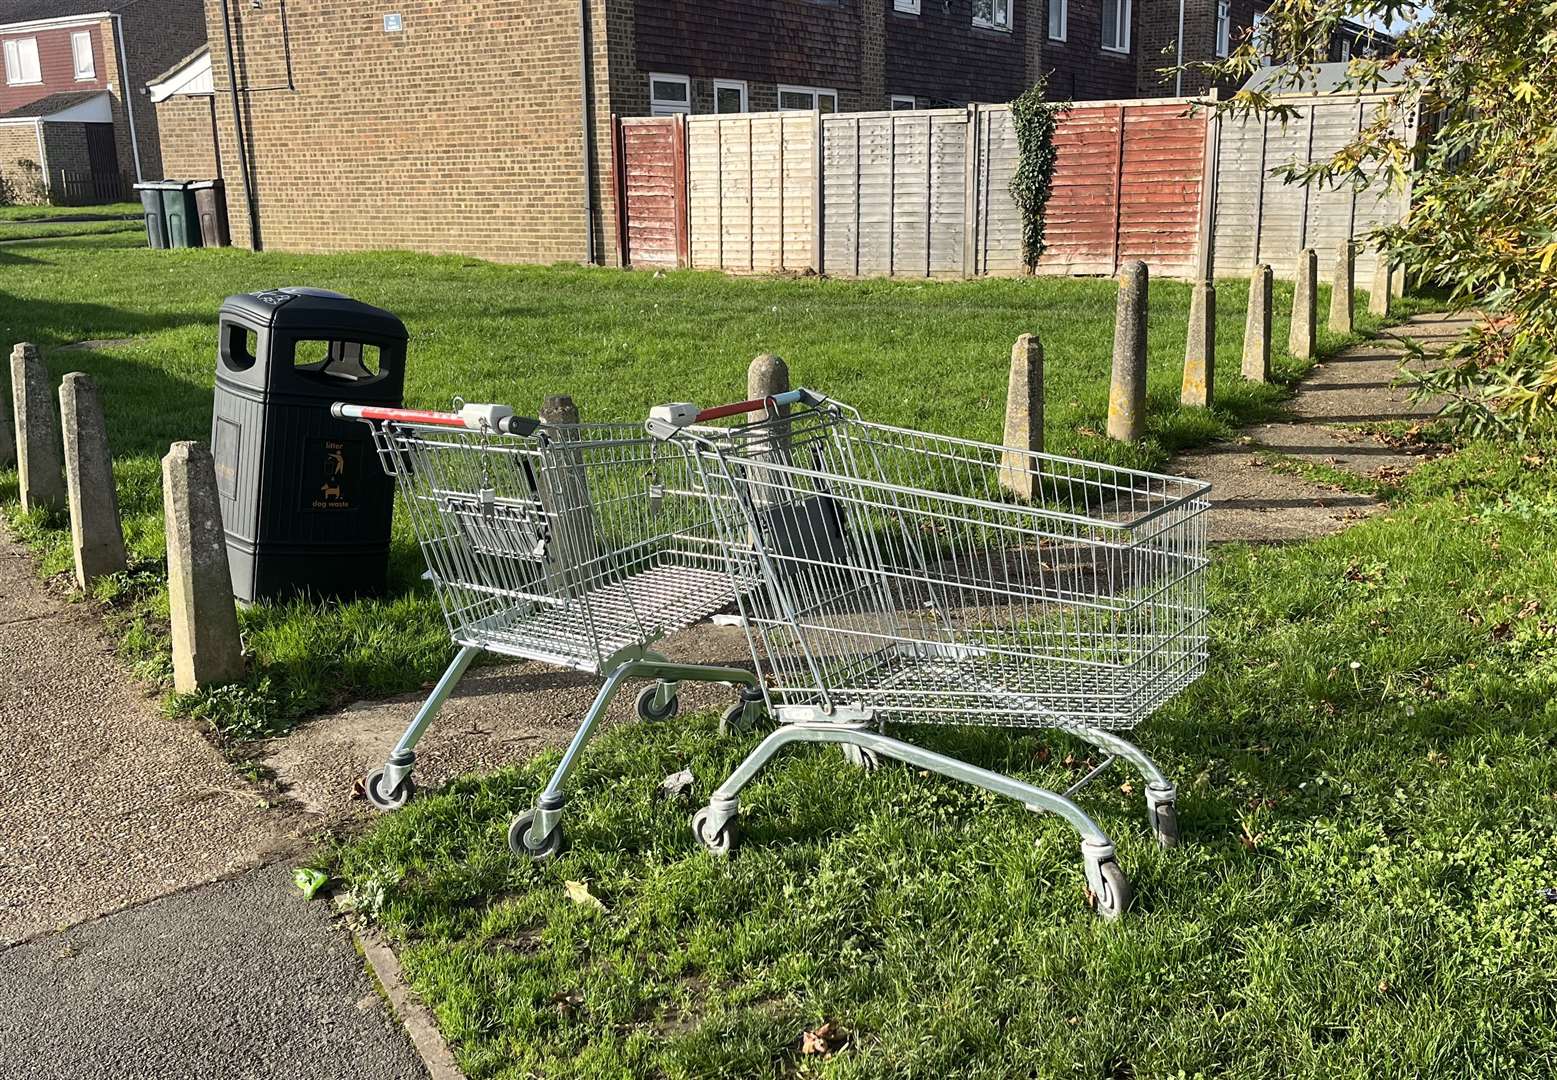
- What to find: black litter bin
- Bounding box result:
[159,181,202,248]
[134,182,170,249]
[189,180,230,247]
[211,288,408,603]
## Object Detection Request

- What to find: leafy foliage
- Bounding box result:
[1008,79,1068,271]
[1200,1,1557,434]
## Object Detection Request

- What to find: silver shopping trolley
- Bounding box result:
[334,400,765,858]
[648,389,1211,918]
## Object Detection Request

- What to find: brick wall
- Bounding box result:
[40,120,92,189]
[155,94,221,177]
[885,0,1027,106]
[112,0,210,183]
[1136,0,1268,97]
[202,0,602,263]
[0,124,45,203]
[0,22,108,114]
[1038,0,1141,102]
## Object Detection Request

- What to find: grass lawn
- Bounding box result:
[332,441,1557,1078]
[0,200,139,221]
[0,219,143,242]
[0,232,1420,735]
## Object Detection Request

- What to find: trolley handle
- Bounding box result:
[331,402,540,437]
[648,388,823,431]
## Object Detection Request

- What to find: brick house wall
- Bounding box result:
[886,0,1028,106]
[1037,0,1141,101]
[0,124,46,201]
[1136,0,1269,97]
[154,93,220,177]
[202,0,607,264]
[0,21,109,113]
[40,118,91,177]
[109,0,208,182]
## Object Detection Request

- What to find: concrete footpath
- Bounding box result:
[0,536,426,1079]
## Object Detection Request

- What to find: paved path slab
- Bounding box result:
[0,860,426,1080]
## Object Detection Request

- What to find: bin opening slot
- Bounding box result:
[296,339,381,381]
[222,323,257,372]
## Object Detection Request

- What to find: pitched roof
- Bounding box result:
[0,88,106,119]
[0,1,140,27]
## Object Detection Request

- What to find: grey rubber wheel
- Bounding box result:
[843,745,882,771]
[363,767,413,812]
[508,811,565,861]
[718,702,756,736]
[690,806,739,857]
[1089,860,1132,920]
[1150,801,1180,849]
[635,684,679,721]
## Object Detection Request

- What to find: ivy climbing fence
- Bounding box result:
[611,89,1416,284]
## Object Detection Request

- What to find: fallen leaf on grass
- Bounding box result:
[565,880,608,913]
[800,1021,846,1056]
[1119,781,1135,796]
[551,989,585,1014]
[656,768,695,802]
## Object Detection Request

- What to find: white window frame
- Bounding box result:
[3,37,42,86]
[712,79,747,114]
[1252,11,1271,63]
[648,72,691,116]
[894,0,921,13]
[1100,0,1131,53]
[890,94,917,110]
[777,84,838,113]
[71,30,95,81]
[1339,37,1352,62]
[971,0,1012,32]
[1048,0,1068,42]
[1215,0,1231,57]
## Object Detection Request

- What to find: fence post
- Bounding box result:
[10,343,66,514]
[1329,239,1355,334]
[1182,280,1216,408]
[162,441,245,694]
[1194,89,1222,282]
[1242,264,1273,383]
[1000,334,1043,499]
[1289,247,1318,361]
[59,372,127,589]
[1369,247,1391,316]
[1107,261,1148,443]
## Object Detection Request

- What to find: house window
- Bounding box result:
[1048,0,1067,41]
[71,31,95,80]
[1339,37,1352,62]
[3,37,41,85]
[894,0,920,12]
[1101,0,1130,53]
[972,0,1012,31]
[1215,1,1231,57]
[777,85,838,113]
[714,79,747,114]
[890,94,917,110]
[649,73,691,116]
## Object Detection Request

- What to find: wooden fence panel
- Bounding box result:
[687,112,816,273]
[1038,104,1122,276]
[974,106,1024,275]
[1117,103,1204,276]
[617,117,683,270]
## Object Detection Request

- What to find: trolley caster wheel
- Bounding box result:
[508,811,565,861]
[1085,858,1132,921]
[1149,801,1180,849]
[363,767,414,812]
[635,684,680,722]
[718,702,757,737]
[842,745,882,772]
[691,806,740,857]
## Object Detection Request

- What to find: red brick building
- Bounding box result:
[0,0,206,203]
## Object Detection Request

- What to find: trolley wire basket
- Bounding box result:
[334,401,766,857]
[648,389,1212,918]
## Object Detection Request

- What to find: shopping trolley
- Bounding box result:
[334,400,766,858]
[648,389,1211,918]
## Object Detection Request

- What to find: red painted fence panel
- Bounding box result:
[615,116,688,270]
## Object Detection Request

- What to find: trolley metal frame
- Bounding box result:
[336,401,765,857]
[649,389,1212,918]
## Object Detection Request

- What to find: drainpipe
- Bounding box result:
[578,0,597,265]
[33,120,49,193]
[219,0,261,249]
[1175,0,1187,97]
[110,14,143,182]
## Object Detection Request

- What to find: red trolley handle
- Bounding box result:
[331,402,539,437]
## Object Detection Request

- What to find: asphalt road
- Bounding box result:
[0,860,427,1080]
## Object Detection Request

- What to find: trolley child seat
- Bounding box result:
[647,388,1212,918]
[335,400,767,858]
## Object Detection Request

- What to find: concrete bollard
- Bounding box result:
[1329,240,1355,335]
[746,352,791,462]
[1242,265,1273,383]
[999,334,1043,500]
[1107,261,1148,443]
[1369,249,1392,316]
[163,442,245,694]
[10,343,66,514]
[1181,280,1216,408]
[59,373,127,589]
[538,394,598,576]
[1289,247,1318,361]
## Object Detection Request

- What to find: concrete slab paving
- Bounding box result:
[0,860,427,1080]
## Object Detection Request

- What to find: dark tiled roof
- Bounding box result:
[0,89,104,119]
[0,0,141,27]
